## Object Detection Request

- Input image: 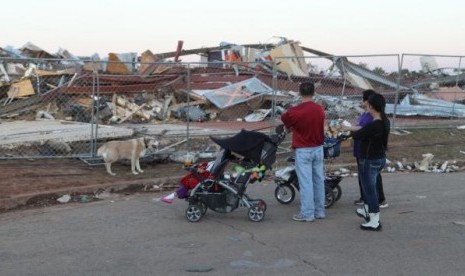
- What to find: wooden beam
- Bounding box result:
[118,103,147,124]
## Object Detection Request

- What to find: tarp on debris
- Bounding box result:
[204,77,273,109]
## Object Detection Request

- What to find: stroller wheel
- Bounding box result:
[333,185,342,201]
[325,187,335,209]
[275,184,295,204]
[248,205,266,222]
[185,204,203,222]
[251,199,267,212]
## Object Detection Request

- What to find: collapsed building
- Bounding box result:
[2,38,465,123]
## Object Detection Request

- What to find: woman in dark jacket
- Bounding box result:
[351,93,390,231]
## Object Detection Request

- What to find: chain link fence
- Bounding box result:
[398,54,465,127]
[1,54,465,160]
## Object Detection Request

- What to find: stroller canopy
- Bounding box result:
[210,129,275,167]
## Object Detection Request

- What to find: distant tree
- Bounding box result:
[410,70,420,78]
[358,62,368,69]
[373,67,386,75]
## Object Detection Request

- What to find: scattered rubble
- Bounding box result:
[329,154,463,177]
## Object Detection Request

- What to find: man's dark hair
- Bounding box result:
[362,89,376,101]
[299,81,315,96]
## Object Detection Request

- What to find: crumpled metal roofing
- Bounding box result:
[385,94,465,117]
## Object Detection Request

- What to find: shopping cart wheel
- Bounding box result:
[248,205,265,222]
[325,187,335,209]
[333,185,342,201]
[275,184,295,204]
[186,204,203,222]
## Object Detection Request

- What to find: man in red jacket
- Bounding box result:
[281,81,325,222]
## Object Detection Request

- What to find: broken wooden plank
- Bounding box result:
[111,93,117,116]
[106,53,131,74]
[7,79,35,98]
[118,103,147,124]
[174,40,183,62]
[174,89,207,102]
[115,96,151,120]
[168,99,208,111]
[138,50,163,75]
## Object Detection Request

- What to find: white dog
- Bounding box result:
[97,137,159,175]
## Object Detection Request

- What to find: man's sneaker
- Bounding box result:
[354,199,364,206]
[379,201,389,208]
[292,214,314,222]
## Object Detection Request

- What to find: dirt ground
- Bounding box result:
[2,125,465,213]
[0,158,185,212]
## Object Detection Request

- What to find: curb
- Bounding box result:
[0,175,183,212]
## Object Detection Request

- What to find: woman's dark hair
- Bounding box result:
[362,89,376,101]
[368,93,390,149]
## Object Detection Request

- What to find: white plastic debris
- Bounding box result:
[57,194,71,203]
[415,153,434,171]
[338,167,350,174]
[36,110,55,120]
[440,161,449,172]
[95,191,112,199]
[341,120,352,127]
[244,109,272,122]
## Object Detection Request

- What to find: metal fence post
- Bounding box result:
[392,54,403,129]
[90,69,99,157]
[186,63,191,152]
[271,60,278,132]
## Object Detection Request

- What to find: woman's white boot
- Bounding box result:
[360,212,382,231]
[356,204,369,222]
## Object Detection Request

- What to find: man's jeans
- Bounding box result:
[295,146,325,219]
[359,158,386,213]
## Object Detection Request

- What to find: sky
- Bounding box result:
[3,0,465,59]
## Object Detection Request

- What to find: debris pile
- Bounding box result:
[3,38,465,126]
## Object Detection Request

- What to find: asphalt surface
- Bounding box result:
[1,172,464,275]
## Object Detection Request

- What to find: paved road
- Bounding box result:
[1,172,464,275]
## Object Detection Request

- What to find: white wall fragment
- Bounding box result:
[57,194,71,203]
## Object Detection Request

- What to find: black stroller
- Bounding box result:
[184,125,286,222]
[274,135,346,208]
